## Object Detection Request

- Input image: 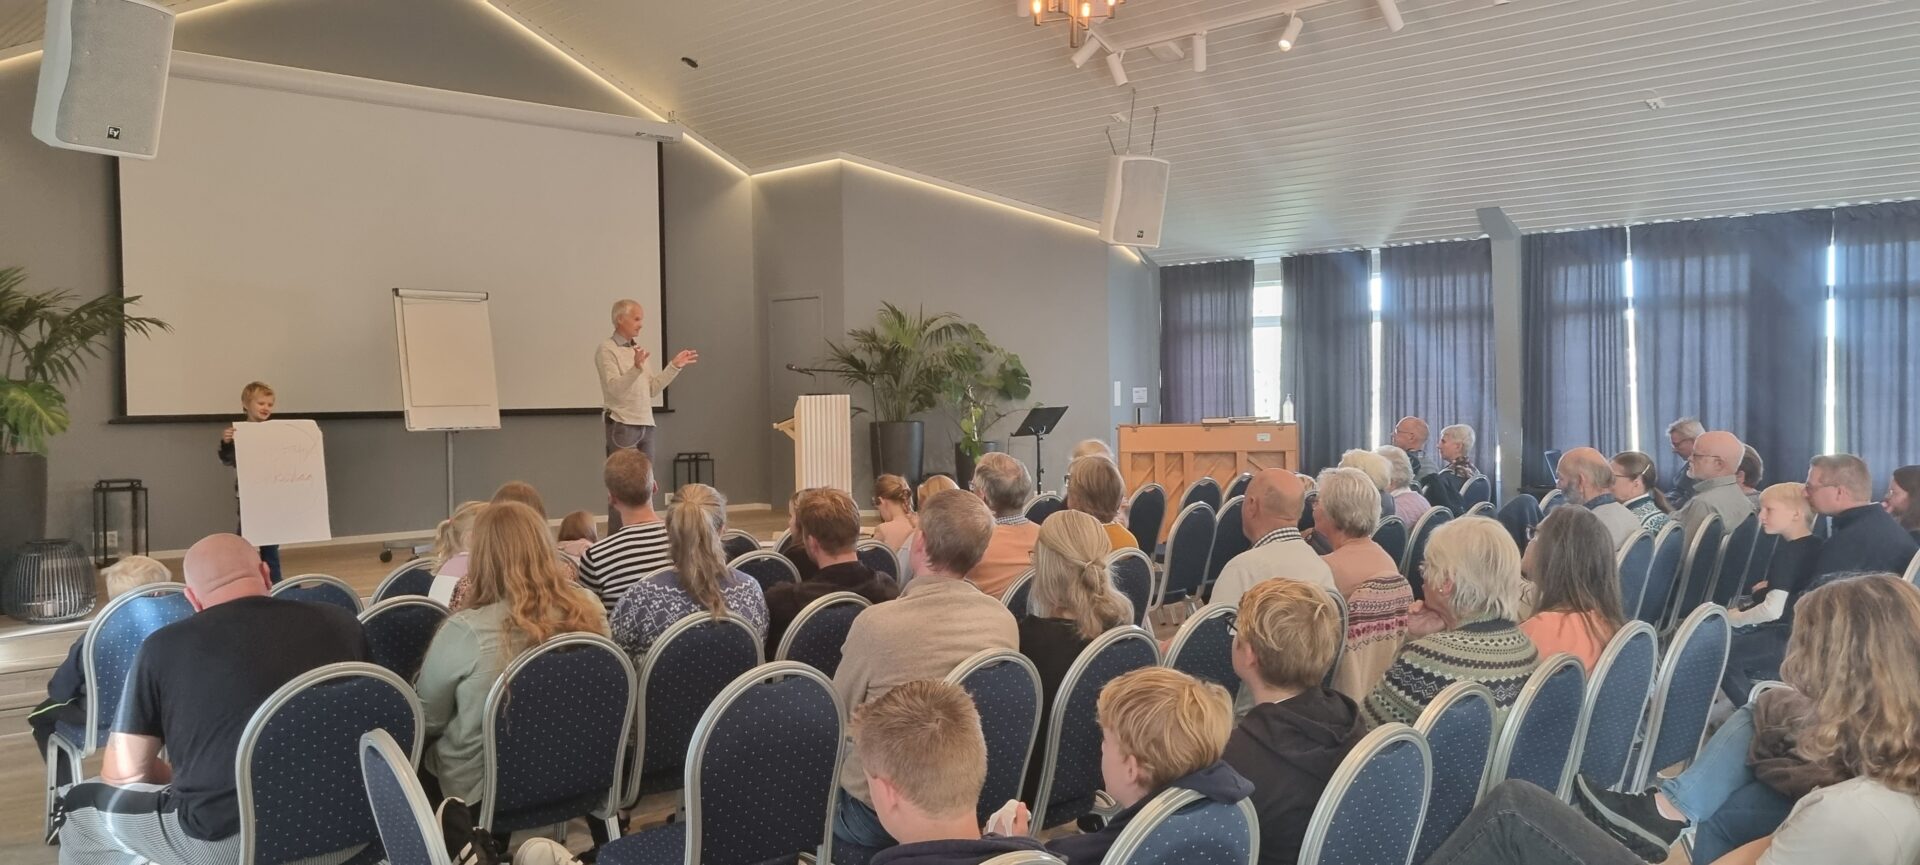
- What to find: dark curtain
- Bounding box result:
[1833,201,1920,496]
[1160,260,1254,423]
[1630,211,1828,483]
[1521,228,1629,487]
[1381,240,1497,474]
[1285,250,1372,473]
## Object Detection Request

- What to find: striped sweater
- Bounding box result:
[1362,615,1539,728]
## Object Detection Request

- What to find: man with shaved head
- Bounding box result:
[57,535,366,865]
[1557,447,1640,548]
[1210,468,1336,609]
[1391,416,1436,481]
[1674,430,1756,539]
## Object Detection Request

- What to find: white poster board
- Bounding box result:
[393,289,502,431]
[235,420,333,547]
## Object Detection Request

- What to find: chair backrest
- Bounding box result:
[1578,622,1658,792]
[775,591,871,677]
[1539,488,1567,512]
[854,539,900,579]
[1464,501,1495,518]
[1225,472,1253,501]
[720,529,761,563]
[1630,604,1731,791]
[1024,493,1066,525]
[1125,484,1168,552]
[1159,502,1217,605]
[627,613,764,807]
[1740,532,1780,597]
[1904,550,1920,585]
[359,729,449,865]
[1163,603,1239,695]
[1002,569,1036,617]
[1099,786,1259,865]
[1032,627,1161,831]
[771,529,793,553]
[1107,548,1157,627]
[1635,523,1688,624]
[1495,494,1543,550]
[482,633,635,833]
[238,662,422,865]
[1401,507,1454,597]
[982,854,1066,865]
[1203,496,1250,595]
[1614,530,1656,621]
[372,559,437,604]
[1710,513,1761,607]
[1411,682,1496,865]
[357,597,450,682]
[1747,679,1792,705]
[77,583,193,752]
[1486,653,1588,800]
[1297,723,1431,865]
[1323,588,1349,689]
[1460,475,1493,508]
[269,574,363,613]
[1668,513,1725,629]
[728,550,801,593]
[1182,477,1223,512]
[682,662,845,865]
[1372,516,1409,566]
[947,650,1044,827]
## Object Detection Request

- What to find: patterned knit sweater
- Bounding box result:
[1362,615,1539,728]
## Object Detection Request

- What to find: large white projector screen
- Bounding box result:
[118,53,677,417]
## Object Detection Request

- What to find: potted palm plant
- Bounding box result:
[942,324,1030,487]
[1,267,169,568]
[818,303,969,484]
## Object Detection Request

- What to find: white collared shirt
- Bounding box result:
[596,334,681,426]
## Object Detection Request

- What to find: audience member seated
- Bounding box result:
[1313,467,1414,701]
[1222,580,1366,865]
[1889,465,1920,543]
[557,509,598,560]
[1721,483,1823,703]
[30,556,171,771]
[1340,448,1398,517]
[1018,510,1133,800]
[1391,415,1437,481]
[1364,517,1539,727]
[609,483,768,656]
[966,453,1041,599]
[1666,416,1705,509]
[1375,444,1433,525]
[855,681,1052,865]
[1211,468,1334,610]
[1034,668,1253,865]
[1518,507,1625,671]
[1677,430,1756,539]
[56,535,368,865]
[764,487,899,656]
[416,503,607,806]
[1609,450,1674,535]
[434,500,487,609]
[577,451,673,612]
[1805,453,1919,579]
[1558,573,1920,865]
[1065,454,1136,551]
[897,475,961,586]
[872,474,919,552]
[1558,447,1640,548]
[1071,438,1116,463]
[1739,444,1765,507]
[834,490,1019,849]
[491,479,549,520]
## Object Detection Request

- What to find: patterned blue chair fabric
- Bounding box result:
[720,531,760,563]
[776,592,869,678]
[1225,472,1253,502]
[1411,682,1496,865]
[1372,517,1409,568]
[947,651,1043,827]
[600,663,844,865]
[1487,653,1588,800]
[1107,550,1155,628]
[854,540,899,579]
[1614,531,1656,622]
[1465,501,1495,518]
[1181,477,1223,512]
[359,729,448,865]
[1101,787,1258,865]
[239,663,422,865]
[1635,524,1688,624]
[1125,485,1168,553]
[728,551,800,594]
[1578,622,1658,792]
[483,635,634,834]
[1032,628,1160,830]
[1630,605,1731,791]
[1496,494,1543,552]
[1710,514,1761,608]
[1203,497,1251,600]
[628,614,763,805]
[1539,489,1567,513]
[1668,515,1725,630]
[1158,503,1216,607]
[1297,724,1431,865]
[1165,604,1239,695]
[1460,475,1493,508]
[1401,508,1453,599]
[1024,494,1066,525]
[373,560,437,604]
[359,598,449,682]
[270,574,364,614]
[1004,571,1035,617]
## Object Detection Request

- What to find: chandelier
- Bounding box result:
[1025,0,1124,47]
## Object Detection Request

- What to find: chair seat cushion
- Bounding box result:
[52,720,90,751]
[597,825,684,865]
[830,840,880,865]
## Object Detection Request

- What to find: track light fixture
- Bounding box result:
[1106,50,1129,86]
[1071,33,1105,67]
[1376,0,1405,32]
[1278,14,1303,51]
[1191,32,1207,72]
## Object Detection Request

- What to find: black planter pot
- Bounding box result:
[0,453,49,574]
[953,440,1007,489]
[870,421,924,486]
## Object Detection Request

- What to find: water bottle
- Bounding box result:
[1282,393,1295,424]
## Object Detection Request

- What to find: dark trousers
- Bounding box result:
[1721,622,1790,704]
[261,545,282,583]
[604,417,656,533]
[1425,780,1642,865]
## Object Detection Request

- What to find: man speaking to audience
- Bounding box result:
[597,299,697,529]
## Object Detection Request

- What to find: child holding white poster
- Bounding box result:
[219,381,282,582]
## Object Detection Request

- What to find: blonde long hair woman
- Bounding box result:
[414,501,607,804]
[1017,509,1132,801]
[608,484,769,657]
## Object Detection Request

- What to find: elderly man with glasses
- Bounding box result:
[1673,429,1754,541]
[1665,417,1705,509]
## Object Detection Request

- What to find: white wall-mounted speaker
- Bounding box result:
[33,0,176,159]
[1098,154,1170,249]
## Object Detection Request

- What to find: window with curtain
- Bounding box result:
[1159,260,1254,423]
[1520,228,1629,487]
[1252,281,1285,420]
[1286,250,1375,473]
[1380,239,1498,475]
[1833,201,1920,496]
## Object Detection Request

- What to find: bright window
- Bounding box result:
[1252,281,1285,420]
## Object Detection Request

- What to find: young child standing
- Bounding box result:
[219,381,281,582]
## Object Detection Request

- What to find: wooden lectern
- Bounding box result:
[774,394,853,493]
[1118,422,1300,540]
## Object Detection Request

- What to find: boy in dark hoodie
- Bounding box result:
[1221,578,1369,865]
[858,680,1051,865]
[1027,667,1254,865]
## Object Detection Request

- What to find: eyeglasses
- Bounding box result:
[1687,453,1723,465]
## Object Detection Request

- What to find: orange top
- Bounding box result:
[1520,610,1616,671]
[968,521,1042,599]
[1104,522,1139,552]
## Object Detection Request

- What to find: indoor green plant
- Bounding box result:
[818,303,970,483]
[942,323,1030,485]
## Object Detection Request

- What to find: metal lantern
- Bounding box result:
[4,539,99,624]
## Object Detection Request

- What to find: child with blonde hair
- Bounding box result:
[1721,481,1825,702]
[217,381,281,581]
[29,556,172,770]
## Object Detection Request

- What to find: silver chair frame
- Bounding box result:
[1629,604,1730,791]
[1579,621,1658,793]
[1297,723,1432,865]
[1029,626,1160,833]
[1484,652,1588,801]
[774,591,872,664]
[270,573,365,613]
[481,632,637,837]
[372,557,438,603]
[1098,786,1260,865]
[359,728,451,865]
[946,649,1044,825]
[624,612,763,808]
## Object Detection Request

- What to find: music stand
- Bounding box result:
[1011,406,1069,493]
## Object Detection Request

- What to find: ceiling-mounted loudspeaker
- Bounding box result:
[1099,155,1170,249]
[33,0,176,159]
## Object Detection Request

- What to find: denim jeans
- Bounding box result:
[1654,705,1793,865]
[833,789,895,849]
[1426,780,1642,865]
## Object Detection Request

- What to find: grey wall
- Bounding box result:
[0,0,763,550]
[1107,247,1160,434]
